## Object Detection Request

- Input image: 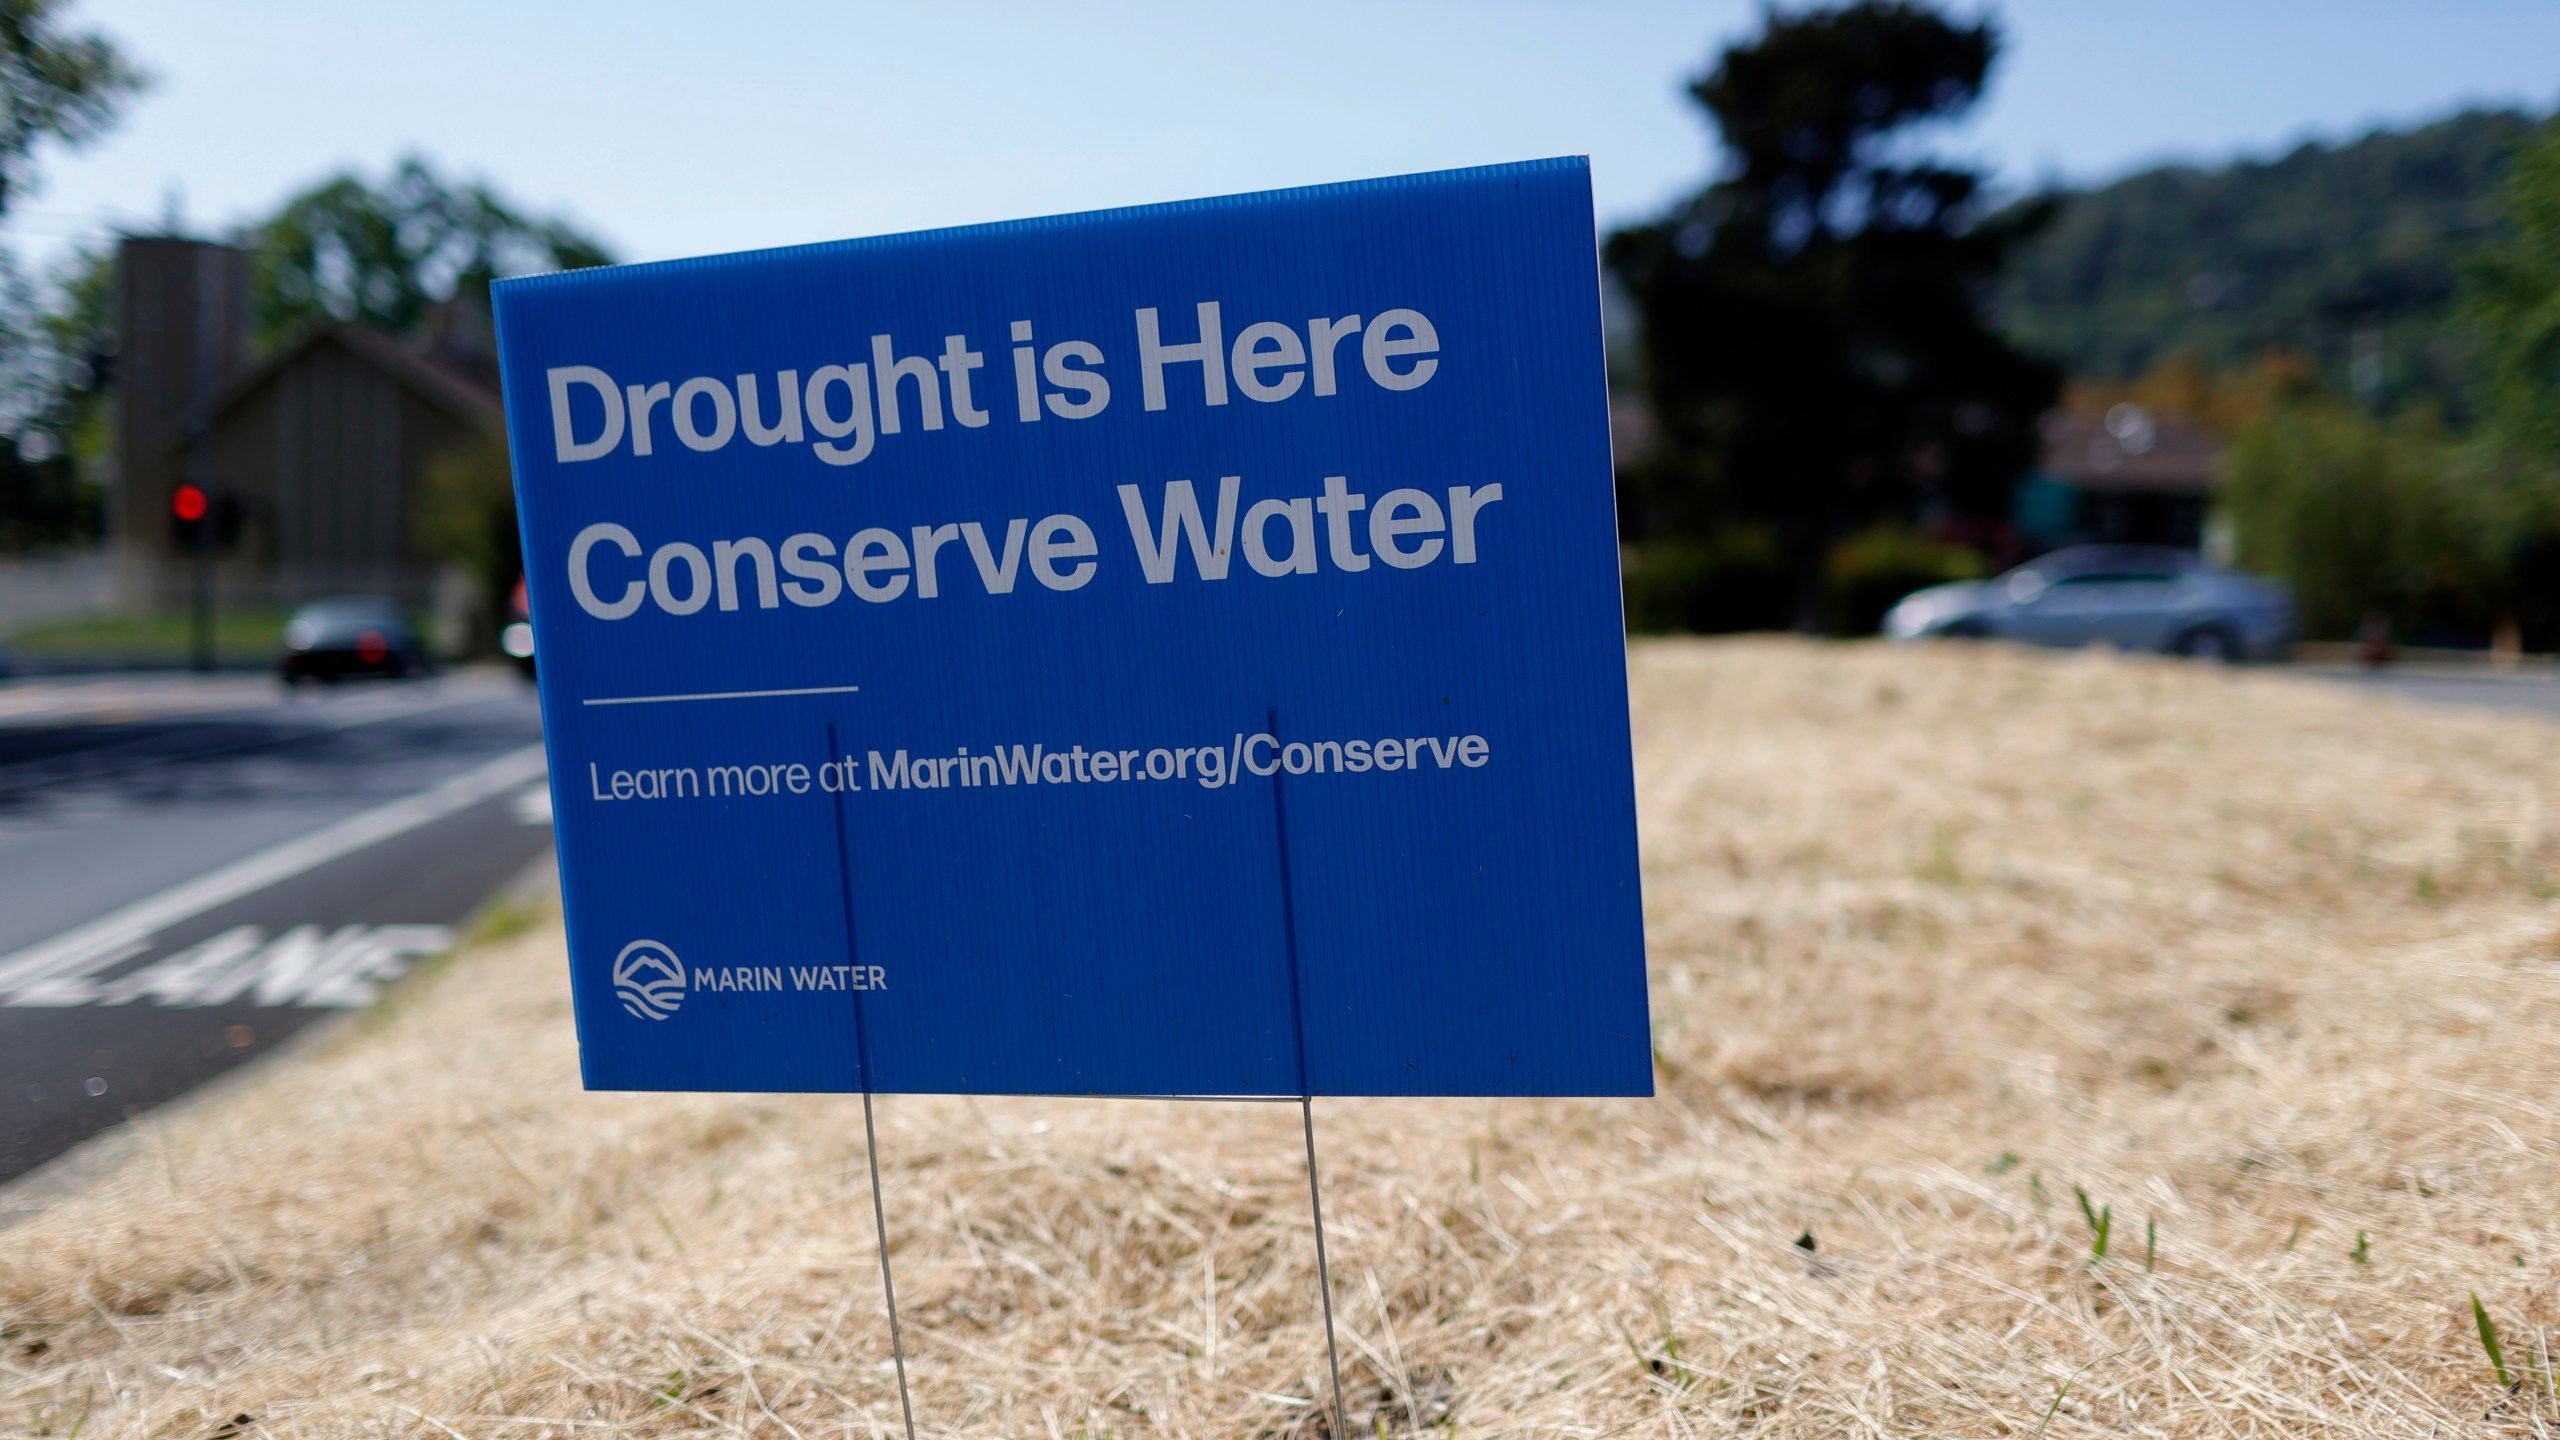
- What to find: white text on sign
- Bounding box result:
[562,477,1501,620]
[545,302,1439,469]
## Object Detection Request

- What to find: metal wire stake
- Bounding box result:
[827,719,917,1440]
[862,1088,919,1440]
[1300,1094,1350,1440]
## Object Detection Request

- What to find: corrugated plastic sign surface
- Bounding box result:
[492,157,1648,1097]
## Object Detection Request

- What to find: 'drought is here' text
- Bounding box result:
[543,301,1440,469]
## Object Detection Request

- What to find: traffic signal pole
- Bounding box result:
[172,481,213,673]
[186,250,222,675]
[190,496,212,673]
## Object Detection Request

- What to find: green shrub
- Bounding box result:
[417,433,521,658]
[2222,402,2513,640]
[1628,525,1792,630]
[1621,528,1790,634]
[1824,526,1986,635]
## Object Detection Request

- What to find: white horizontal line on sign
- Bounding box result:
[582,684,863,707]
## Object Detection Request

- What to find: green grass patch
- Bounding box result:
[462,890,555,949]
[6,606,296,663]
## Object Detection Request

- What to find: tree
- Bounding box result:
[2001,109,2533,420]
[0,242,103,544]
[0,0,145,217]
[236,157,613,646]
[2223,401,2509,640]
[0,1,139,545]
[246,155,613,353]
[2465,118,2560,468]
[2455,117,2560,650]
[417,430,522,654]
[1606,0,2056,629]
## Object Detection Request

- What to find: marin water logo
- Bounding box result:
[613,939,686,1020]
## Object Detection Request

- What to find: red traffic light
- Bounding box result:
[172,484,208,522]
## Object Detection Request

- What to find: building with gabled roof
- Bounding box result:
[202,325,500,600]
[112,237,502,613]
[2014,405,2224,552]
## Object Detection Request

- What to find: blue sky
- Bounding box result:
[7,0,2557,272]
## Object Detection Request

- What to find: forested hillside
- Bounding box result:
[1996,108,2539,416]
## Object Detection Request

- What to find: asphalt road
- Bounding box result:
[2294,663,2560,718]
[0,670,551,1186]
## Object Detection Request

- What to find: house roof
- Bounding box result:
[208,324,503,434]
[2037,409,2222,495]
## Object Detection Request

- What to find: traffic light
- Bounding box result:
[170,484,244,549]
[171,483,207,546]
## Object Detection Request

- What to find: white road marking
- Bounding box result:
[29,922,459,1009]
[510,783,553,826]
[0,742,547,1004]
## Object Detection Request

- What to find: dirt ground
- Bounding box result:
[8,637,2560,1438]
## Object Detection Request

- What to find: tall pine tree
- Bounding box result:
[1608,1,2055,629]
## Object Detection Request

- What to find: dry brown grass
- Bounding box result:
[9,637,2560,1438]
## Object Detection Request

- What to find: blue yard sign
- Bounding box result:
[492,158,1648,1098]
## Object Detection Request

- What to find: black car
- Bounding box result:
[279,597,432,684]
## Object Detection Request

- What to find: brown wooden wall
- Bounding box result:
[210,335,483,600]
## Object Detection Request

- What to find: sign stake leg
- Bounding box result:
[1268,709,1349,1438]
[827,719,918,1440]
[861,1088,920,1440]
[1300,1094,1350,1440]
